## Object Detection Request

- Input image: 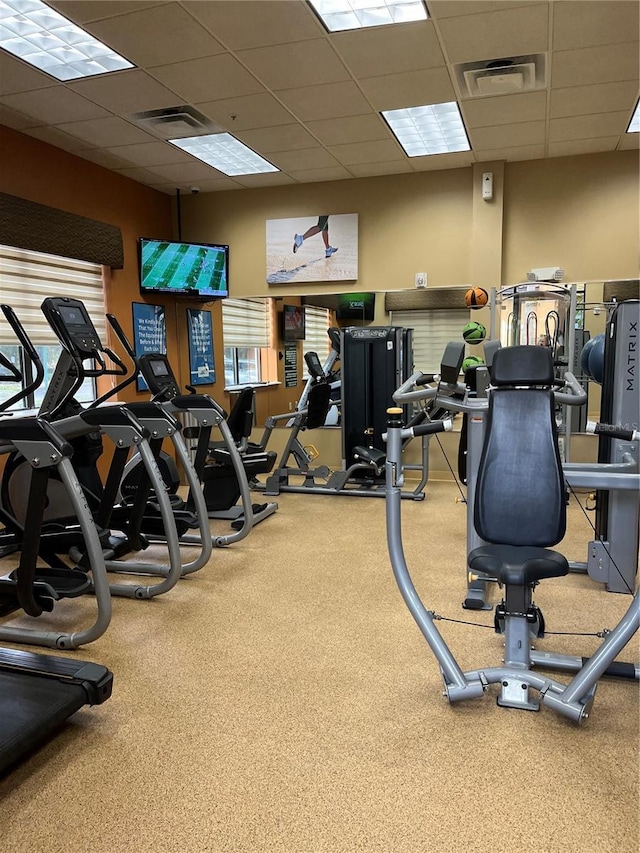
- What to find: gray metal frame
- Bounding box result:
[0,428,112,650]
[385,405,639,723]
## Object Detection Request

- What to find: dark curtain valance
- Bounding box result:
[0,192,124,269]
[602,280,639,303]
[385,287,470,311]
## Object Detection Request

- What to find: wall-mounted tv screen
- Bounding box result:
[139,238,229,299]
[336,292,375,322]
[282,304,305,341]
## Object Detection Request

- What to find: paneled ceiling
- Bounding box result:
[1,0,638,194]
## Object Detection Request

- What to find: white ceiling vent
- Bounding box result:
[455,54,547,99]
[129,106,222,140]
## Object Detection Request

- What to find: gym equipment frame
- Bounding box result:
[385,346,639,723]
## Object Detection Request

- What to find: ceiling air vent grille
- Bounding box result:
[129,106,222,139]
[454,54,547,99]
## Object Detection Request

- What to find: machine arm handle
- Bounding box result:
[586,421,639,442]
[553,371,587,406]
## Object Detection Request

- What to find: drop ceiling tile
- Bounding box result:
[550,82,639,119]
[618,133,639,150]
[305,114,388,146]
[195,93,295,131]
[0,87,110,126]
[0,54,53,97]
[287,166,353,182]
[0,104,40,130]
[470,119,545,149]
[101,141,192,167]
[49,1,167,22]
[69,70,181,115]
[150,55,265,103]
[552,43,640,88]
[182,177,245,192]
[553,1,639,51]
[22,125,90,152]
[549,112,630,143]
[231,172,297,188]
[328,139,403,165]
[184,0,323,49]
[409,151,475,170]
[113,166,165,184]
[55,116,154,147]
[359,68,456,111]
[275,81,372,122]
[85,4,224,68]
[348,161,412,177]
[331,21,445,78]
[269,148,340,171]
[461,91,547,128]
[75,148,133,169]
[548,138,621,158]
[475,143,545,161]
[429,1,543,18]
[437,3,549,64]
[147,161,227,182]
[235,124,318,153]
[238,40,350,90]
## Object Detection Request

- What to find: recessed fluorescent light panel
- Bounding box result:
[627,100,639,133]
[382,102,471,156]
[169,134,279,177]
[0,0,134,80]
[308,0,427,32]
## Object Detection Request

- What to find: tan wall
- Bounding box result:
[503,151,639,284]
[179,167,474,298]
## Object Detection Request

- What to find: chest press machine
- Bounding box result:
[386,344,639,722]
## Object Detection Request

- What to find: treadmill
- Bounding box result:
[0,306,113,775]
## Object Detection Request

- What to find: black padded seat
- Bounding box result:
[468,544,569,586]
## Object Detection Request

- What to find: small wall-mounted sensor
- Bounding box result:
[482,172,493,201]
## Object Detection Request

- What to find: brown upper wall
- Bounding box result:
[0,124,175,400]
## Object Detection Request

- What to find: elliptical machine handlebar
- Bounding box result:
[0,304,46,412]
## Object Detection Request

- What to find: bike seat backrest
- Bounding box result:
[226,387,255,443]
[305,382,332,430]
[474,346,566,548]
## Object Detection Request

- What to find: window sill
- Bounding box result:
[224,381,281,393]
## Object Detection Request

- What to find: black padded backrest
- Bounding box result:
[474,383,566,548]
[305,381,332,430]
[226,387,255,443]
[491,344,554,386]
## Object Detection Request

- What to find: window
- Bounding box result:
[0,244,104,409]
[302,304,331,380]
[390,308,465,374]
[222,298,270,387]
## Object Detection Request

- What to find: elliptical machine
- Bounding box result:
[103,313,277,545]
[1,298,202,599]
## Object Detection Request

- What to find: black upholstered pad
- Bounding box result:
[468,544,569,586]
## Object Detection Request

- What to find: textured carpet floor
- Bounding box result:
[0,482,638,853]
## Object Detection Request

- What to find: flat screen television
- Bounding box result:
[139,238,229,299]
[282,304,305,341]
[336,292,375,322]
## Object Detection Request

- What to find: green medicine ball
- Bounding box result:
[462,321,486,344]
[461,355,485,373]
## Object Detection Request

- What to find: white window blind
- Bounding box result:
[222,298,270,348]
[303,305,331,377]
[391,309,464,374]
[0,244,105,345]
